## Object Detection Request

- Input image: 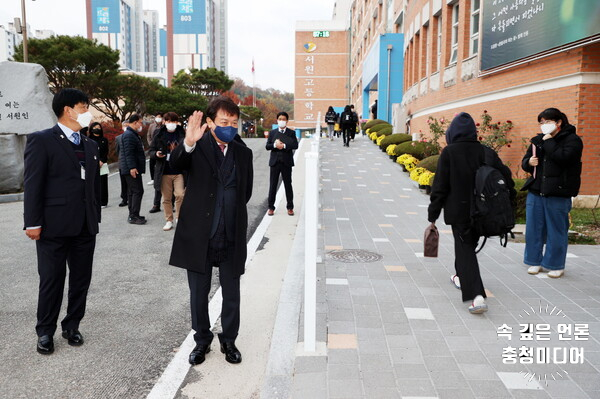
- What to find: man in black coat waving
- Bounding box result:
[169,96,253,366]
[266,111,298,216]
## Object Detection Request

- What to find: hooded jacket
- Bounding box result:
[521,124,583,198]
[428,112,515,225]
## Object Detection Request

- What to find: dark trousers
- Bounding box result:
[125,175,144,218]
[187,260,240,345]
[342,127,352,146]
[35,225,96,337]
[153,189,161,207]
[149,157,156,180]
[100,174,108,206]
[119,170,128,203]
[268,162,294,210]
[452,224,486,302]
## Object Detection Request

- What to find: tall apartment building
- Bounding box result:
[86,0,145,71]
[400,0,600,199]
[165,0,228,85]
[0,23,24,62]
[143,10,160,73]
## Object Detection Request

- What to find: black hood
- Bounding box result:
[445,112,477,144]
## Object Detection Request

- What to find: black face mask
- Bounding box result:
[91,129,101,135]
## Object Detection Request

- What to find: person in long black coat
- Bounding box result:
[169,96,253,366]
[87,122,109,207]
[428,112,515,314]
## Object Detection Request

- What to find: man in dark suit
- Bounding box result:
[266,111,298,216]
[169,96,253,366]
[120,114,147,225]
[23,88,101,355]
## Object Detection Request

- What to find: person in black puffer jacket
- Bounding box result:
[521,108,583,279]
[428,112,515,314]
[87,122,110,207]
[120,113,147,224]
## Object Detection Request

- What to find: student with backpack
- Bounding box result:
[325,106,338,141]
[428,112,515,314]
[521,108,583,278]
[340,105,357,147]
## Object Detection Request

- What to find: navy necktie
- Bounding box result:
[72,132,80,145]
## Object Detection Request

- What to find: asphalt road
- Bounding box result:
[0,138,272,399]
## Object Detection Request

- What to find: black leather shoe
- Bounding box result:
[128,217,147,225]
[62,330,84,346]
[189,344,211,365]
[37,335,54,355]
[149,205,161,213]
[220,342,242,364]
[118,201,128,207]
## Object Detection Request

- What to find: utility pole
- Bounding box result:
[21,0,29,63]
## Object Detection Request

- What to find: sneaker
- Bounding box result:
[548,269,564,278]
[527,266,542,275]
[468,295,488,314]
[163,221,173,231]
[147,180,154,185]
[451,274,461,289]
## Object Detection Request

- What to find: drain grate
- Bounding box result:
[326,249,383,263]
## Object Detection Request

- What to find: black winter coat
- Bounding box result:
[148,125,186,191]
[521,124,583,198]
[428,139,515,225]
[168,133,253,276]
[89,134,109,163]
[119,127,146,174]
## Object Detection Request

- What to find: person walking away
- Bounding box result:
[350,105,359,141]
[169,96,254,365]
[23,88,101,354]
[148,113,163,213]
[428,112,515,314]
[325,106,337,141]
[87,122,109,208]
[149,112,186,231]
[120,114,147,225]
[340,105,355,147]
[266,111,299,216]
[521,108,583,278]
[371,99,378,119]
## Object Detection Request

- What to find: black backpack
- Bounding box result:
[471,147,515,253]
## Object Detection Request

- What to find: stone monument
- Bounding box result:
[0,61,56,194]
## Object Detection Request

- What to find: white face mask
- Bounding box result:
[137,125,143,133]
[72,109,93,128]
[166,123,177,132]
[155,117,162,123]
[540,122,556,135]
[278,120,287,129]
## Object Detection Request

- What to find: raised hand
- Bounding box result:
[185,110,208,147]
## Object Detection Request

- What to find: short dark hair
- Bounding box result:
[350,104,355,109]
[277,111,289,120]
[163,112,179,122]
[128,113,142,124]
[538,107,569,126]
[205,96,240,122]
[52,88,89,117]
[155,112,163,117]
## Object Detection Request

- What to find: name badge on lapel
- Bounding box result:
[81,166,86,180]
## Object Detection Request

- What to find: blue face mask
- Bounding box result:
[214,125,237,143]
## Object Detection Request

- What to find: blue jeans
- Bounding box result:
[524,193,571,270]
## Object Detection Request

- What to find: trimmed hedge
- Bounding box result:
[364,119,387,130]
[379,133,411,150]
[393,141,438,160]
[417,155,440,173]
[368,123,392,133]
[377,126,393,137]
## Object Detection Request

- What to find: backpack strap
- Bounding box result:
[475,236,487,254]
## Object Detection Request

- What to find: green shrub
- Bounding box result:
[369,123,392,133]
[377,126,393,137]
[360,122,367,131]
[514,178,527,224]
[364,119,387,130]
[393,141,439,160]
[379,133,411,150]
[417,155,440,172]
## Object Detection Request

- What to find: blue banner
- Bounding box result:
[172,0,206,34]
[91,0,120,34]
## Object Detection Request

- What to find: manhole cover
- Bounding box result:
[326,249,383,263]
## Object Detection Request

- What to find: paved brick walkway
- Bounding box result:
[289,135,600,399]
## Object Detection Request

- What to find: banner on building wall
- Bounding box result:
[92,0,120,33]
[172,0,206,34]
[481,0,600,70]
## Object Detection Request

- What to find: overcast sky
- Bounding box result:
[0,0,335,93]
